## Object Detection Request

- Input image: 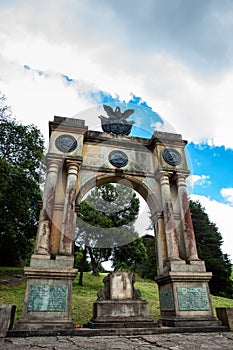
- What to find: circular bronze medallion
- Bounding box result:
[109,150,128,168]
[162,148,182,166]
[55,135,78,153]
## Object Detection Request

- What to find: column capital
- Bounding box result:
[176,174,187,187]
[65,157,82,170]
[155,170,175,182]
[46,156,62,169]
[151,211,163,223]
[155,170,168,181]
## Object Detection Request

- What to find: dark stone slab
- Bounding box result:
[0,305,16,337]
[216,308,233,330]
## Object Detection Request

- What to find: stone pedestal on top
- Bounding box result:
[87,272,156,329]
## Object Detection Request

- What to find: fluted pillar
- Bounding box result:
[59,161,80,255]
[176,175,199,261]
[158,173,180,260]
[36,158,61,254]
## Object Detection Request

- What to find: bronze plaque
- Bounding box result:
[177,287,209,311]
[159,288,175,311]
[28,285,68,312]
[55,135,77,153]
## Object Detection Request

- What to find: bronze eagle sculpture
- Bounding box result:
[99,105,135,135]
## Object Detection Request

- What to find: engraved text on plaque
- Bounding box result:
[177,287,209,311]
[28,285,68,312]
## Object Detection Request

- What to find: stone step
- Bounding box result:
[7,325,229,338]
[86,320,157,329]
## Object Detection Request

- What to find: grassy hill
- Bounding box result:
[0,268,233,326]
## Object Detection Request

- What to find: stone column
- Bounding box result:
[176,175,199,261]
[158,173,180,260]
[59,160,80,255]
[36,158,61,255]
[155,215,167,274]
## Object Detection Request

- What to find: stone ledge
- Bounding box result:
[24,267,78,279]
[7,325,229,338]
[158,316,222,328]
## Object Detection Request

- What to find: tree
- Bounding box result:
[190,200,233,298]
[111,235,147,273]
[0,97,44,183]
[135,234,157,279]
[75,183,140,283]
[0,92,44,266]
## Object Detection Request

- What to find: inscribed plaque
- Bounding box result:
[159,288,174,311]
[28,285,68,312]
[110,272,133,300]
[177,287,209,311]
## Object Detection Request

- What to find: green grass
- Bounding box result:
[0,267,24,278]
[0,268,26,324]
[72,272,107,324]
[1,269,233,326]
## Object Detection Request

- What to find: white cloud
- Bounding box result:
[1,0,233,149]
[1,66,96,142]
[191,194,233,262]
[187,175,211,187]
[221,188,233,206]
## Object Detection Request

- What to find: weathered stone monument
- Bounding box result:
[88,272,155,328]
[15,104,221,331]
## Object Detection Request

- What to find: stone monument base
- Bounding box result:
[15,255,78,331]
[87,272,156,329]
[155,269,222,328]
[88,300,156,329]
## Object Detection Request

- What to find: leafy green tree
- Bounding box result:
[190,200,233,298]
[0,92,44,266]
[111,236,147,273]
[136,234,157,279]
[0,98,44,183]
[75,183,140,282]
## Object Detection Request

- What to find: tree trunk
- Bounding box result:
[78,246,87,286]
[87,247,99,275]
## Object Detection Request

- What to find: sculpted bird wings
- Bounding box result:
[103,105,134,120]
[103,105,115,118]
[100,104,135,135]
[121,109,134,119]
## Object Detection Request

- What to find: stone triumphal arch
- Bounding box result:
[16,105,220,331]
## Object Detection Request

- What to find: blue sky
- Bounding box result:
[1,0,233,261]
[187,144,233,203]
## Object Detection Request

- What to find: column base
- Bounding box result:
[14,255,78,331]
[155,271,221,329]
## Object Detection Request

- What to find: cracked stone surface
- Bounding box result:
[0,333,233,350]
